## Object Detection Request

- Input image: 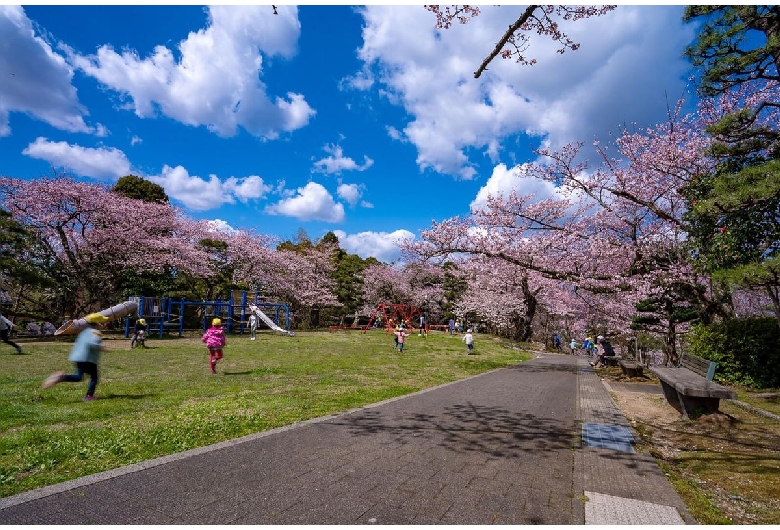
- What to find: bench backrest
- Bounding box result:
[679,353,717,381]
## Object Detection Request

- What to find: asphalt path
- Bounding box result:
[0,354,693,524]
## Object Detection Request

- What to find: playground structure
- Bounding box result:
[248,304,295,336]
[124,292,292,338]
[362,303,425,334]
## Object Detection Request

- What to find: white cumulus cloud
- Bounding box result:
[354,5,695,179]
[313,144,374,175]
[68,5,315,139]
[336,183,365,207]
[332,229,415,262]
[470,163,560,211]
[148,165,270,211]
[22,137,132,180]
[0,6,95,136]
[265,182,345,223]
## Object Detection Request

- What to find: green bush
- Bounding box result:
[687,317,780,389]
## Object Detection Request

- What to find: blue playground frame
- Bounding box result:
[124,291,291,338]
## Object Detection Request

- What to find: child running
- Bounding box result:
[395,326,409,354]
[202,318,227,374]
[41,313,108,401]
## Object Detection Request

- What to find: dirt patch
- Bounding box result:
[597,368,780,524]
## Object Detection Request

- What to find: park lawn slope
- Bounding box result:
[0,330,531,498]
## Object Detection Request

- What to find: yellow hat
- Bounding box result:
[85,313,109,324]
[212,318,222,326]
[138,318,146,325]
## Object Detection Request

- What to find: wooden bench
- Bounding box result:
[618,360,644,377]
[650,353,736,418]
[603,356,619,367]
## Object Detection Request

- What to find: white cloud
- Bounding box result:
[355,6,695,179]
[68,5,315,139]
[340,66,374,91]
[336,183,364,207]
[130,135,142,146]
[206,219,236,233]
[386,125,404,141]
[147,165,270,211]
[313,144,374,174]
[22,137,132,180]
[225,175,272,203]
[265,182,345,222]
[0,6,93,136]
[470,163,560,211]
[333,229,415,262]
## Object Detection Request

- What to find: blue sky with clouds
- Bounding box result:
[0,5,699,262]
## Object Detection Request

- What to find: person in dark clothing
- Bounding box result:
[0,312,22,353]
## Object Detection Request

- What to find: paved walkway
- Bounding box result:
[0,354,695,524]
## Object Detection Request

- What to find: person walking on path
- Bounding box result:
[202,318,227,374]
[462,328,475,354]
[0,312,22,354]
[553,332,561,351]
[248,313,258,340]
[395,327,410,354]
[569,338,578,355]
[41,313,109,400]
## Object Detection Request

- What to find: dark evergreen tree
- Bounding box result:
[112,174,169,204]
[682,5,780,329]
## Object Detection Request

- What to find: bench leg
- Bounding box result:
[659,381,722,419]
[678,394,721,418]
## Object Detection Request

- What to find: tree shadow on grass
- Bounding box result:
[222,371,253,376]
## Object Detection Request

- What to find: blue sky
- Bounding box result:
[0,5,698,262]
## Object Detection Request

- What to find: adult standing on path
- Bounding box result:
[0,312,22,353]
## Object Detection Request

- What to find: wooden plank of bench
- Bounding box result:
[651,367,736,399]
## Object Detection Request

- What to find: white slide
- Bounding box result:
[248,304,295,336]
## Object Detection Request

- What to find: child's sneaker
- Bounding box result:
[83,395,99,401]
[41,371,65,389]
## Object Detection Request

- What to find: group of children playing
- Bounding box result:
[41,316,231,402]
[41,314,477,401]
[393,323,474,354]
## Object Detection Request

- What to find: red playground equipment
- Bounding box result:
[363,303,425,333]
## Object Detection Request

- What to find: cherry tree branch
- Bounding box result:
[474,5,539,79]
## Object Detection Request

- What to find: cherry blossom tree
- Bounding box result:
[0,175,214,316]
[404,99,725,362]
[425,5,616,78]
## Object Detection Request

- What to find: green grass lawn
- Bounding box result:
[0,330,531,498]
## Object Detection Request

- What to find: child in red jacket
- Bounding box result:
[202,318,227,374]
